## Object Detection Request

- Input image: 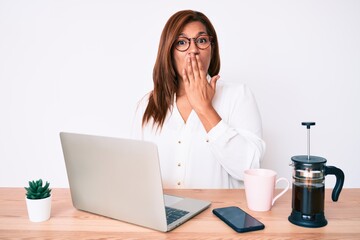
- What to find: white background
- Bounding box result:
[1,0,359,188]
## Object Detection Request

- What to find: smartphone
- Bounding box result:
[213,206,265,233]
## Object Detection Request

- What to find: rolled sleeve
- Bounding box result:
[207,120,230,142]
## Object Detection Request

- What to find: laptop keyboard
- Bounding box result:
[165,206,189,225]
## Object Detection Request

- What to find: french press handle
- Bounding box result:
[324,166,345,202]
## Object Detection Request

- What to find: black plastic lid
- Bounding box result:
[291,155,327,164]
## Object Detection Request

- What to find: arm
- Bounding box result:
[182,53,265,180]
[207,84,265,180]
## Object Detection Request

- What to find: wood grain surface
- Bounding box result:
[0,188,359,239]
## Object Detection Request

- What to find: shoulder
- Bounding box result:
[138,92,151,106]
[215,80,255,99]
[135,92,151,114]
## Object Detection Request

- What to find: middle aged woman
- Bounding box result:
[132,10,265,189]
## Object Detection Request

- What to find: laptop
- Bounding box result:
[59,132,211,232]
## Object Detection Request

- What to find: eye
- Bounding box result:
[196,36,209,45]
[176,38,188,46]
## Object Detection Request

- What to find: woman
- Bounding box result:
[132,10,265,189]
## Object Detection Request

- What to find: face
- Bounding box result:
[173,21,212,81]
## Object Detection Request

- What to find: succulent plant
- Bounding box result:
[25,179,52,199]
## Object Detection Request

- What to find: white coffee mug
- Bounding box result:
[244,168,290,212]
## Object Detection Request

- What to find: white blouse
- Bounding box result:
[131,81,266,189]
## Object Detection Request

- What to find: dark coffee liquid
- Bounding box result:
[292,184,324,215]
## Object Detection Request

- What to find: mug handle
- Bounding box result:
[272,177,290,206]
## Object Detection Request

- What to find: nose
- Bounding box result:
[188,39,200,54]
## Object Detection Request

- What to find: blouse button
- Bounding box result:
[178,140,181,144]
[177,182,181,186]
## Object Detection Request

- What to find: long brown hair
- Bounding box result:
[142,10,221,130]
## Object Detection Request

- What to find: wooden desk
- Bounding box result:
[0,188,359,239]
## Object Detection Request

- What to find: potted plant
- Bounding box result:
[25,179,52,222]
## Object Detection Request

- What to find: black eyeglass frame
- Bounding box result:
[174,35,213,52]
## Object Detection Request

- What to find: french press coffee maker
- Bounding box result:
[288,122,344,228]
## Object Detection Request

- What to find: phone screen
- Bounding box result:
[213,206,265,233]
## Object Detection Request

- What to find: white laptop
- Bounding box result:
[59,132,211,232]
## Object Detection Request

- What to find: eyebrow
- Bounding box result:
[178,31,208,38]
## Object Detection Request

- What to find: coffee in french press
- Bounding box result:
[288,122,344,228]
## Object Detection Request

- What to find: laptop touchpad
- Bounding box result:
[164,195,183,207]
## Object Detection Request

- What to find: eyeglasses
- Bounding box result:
[174,35,213,52]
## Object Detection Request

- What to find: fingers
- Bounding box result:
[182,68,189,86]
[186,54,194,81]
[190,54,200,79]
[195,54,207,80]
[210,75,220,90]
[185,53,206,83]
